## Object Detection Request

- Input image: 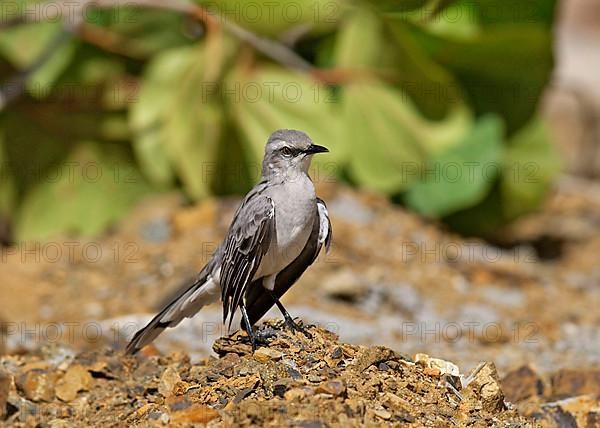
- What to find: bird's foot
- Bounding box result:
[283,315,312,338]
[243,326,278,352]
[250,335,258,353]
[255,326,279,342]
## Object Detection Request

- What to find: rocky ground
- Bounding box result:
[0,321,540,427]
[1,178,600,426]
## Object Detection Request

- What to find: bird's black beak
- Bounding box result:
[304,144,329,154]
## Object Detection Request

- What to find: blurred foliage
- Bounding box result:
[0,0,560,241]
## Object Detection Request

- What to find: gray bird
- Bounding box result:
[126,129,332,354]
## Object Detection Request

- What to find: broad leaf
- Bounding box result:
[228,66,343,176]
[403,22,553,133]
[197,0,344,36]
[474,0,557,28]
[15,142,150,241]
[130,47,196,187]
[501,117,561,219]
[341,79,471,194]
[361,0,431,13]
[383,16,459,119]
[405,114,503,217]
[130,42,226,198]
[0,21,76,97]
[334,7,382,68]
[88,7,193,57]
[0,135,16,217]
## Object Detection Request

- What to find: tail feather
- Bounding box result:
[125,271,219,355]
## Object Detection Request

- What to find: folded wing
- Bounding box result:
[245,198,331,325]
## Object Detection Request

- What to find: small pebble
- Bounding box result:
[158,366,181,398]
[316,380,345,396]
[55,365,92,402]
[254,348,283,363]
[373,408,392,420]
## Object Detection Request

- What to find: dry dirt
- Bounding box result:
[1,178,600,426]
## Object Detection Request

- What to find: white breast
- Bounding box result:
[255,176,316,278]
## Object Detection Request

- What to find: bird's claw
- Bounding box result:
[249,333,257,352]
[245,327,278,352]
[283,316,312,338]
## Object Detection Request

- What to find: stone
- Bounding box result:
[55,365,92,402]
[414,353,460,377]
[16,369,57,402]
[322,269,367,302]
[254,348,283,363]
[501,365,545,403]
[315,380,346,397]
[354,346,399,373]
[272,380,290,398]
[381,392,411,412]
[170,404,219,424]
[284,387,315,401]
[464,362,505,412]
[423,367,441,378]
[166,395,192,412]
[158,366,181,398]
[532,395,600,428]
[373,408,391,420]
[0,369,11,418]
[550,368,600,399]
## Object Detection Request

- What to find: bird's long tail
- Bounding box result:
[125,270,220,354]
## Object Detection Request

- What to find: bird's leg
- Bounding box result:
[266,289,312,338]
[239,302,258,352]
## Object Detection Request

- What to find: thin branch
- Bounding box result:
[0,30,73,110]
[101,0,315,72]
[76,23,145,58]
[0,0,360,110]
[220,20,314,73]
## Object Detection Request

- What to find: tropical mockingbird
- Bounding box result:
[126,129,332,354]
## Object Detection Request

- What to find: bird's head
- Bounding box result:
[262,129,329,179]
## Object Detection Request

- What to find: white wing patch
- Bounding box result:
[317,199,332,253]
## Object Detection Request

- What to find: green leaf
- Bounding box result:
[89,7,193,56]
[197,0,343,36]
[405,114,503,217]
[228,66,343,175]
[334,7,382,68]
[0,109,78,198]
[405,22,554,133]
[130,47,195,187]
[500,117,561,219]
[341,79,471,194]
[473,0,557,28]
[15,142,150,241]
[361,0,431,13]
[0,135,16,217]
[383,15,459,119]
[131,37,233,199]
[411,0,481,39]
[0,21,76,97]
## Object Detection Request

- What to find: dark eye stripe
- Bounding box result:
[281,147,299,156]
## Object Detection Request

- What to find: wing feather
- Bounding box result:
[220,189,275,327]
[245,197,332,326]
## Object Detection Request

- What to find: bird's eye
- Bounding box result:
[281,147,293,157]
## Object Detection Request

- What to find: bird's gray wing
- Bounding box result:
[125,181,274,354]
[245,198,331,326]
[220,182,276,327]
